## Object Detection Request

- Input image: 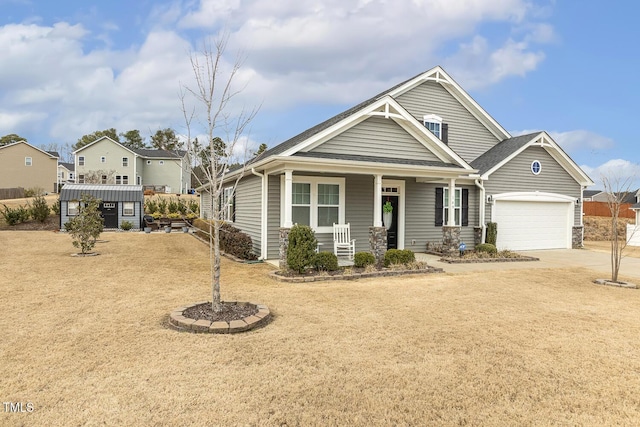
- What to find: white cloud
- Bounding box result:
[581,159,640,190]
[548,130,614,152]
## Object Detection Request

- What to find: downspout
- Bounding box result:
[474,178,486,244]
[252,168,268,260]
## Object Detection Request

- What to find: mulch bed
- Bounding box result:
[182,302,258,322]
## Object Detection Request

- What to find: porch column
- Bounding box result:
[283,169,293,228]
[447,178,456,226]
[373,174,383,227]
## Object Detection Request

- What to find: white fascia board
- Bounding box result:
[481,133,539,180]
[264,156,475,179]
[387,66,511,141]
[72,136,129,154]
[1,140,58,158]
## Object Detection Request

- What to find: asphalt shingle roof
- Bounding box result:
[59,162,74,171]
[470,132,539,175]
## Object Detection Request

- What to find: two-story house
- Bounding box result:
[0,140,58,193]
[73,136,191,194]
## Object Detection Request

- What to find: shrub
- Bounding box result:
[384,249,415,267]
[177,198,188,215]
[145,198,158,214]
[24,187,44,198]
[187,200,199,215]
[354,252,376,268]
[1,204,30,225]
[167,212,181,219]
[475,243,497,254]
[286,224,318,274]
[51,199,61,215]
[313,251,339,271]
[66,195,103,254]
[157,198,168,216]
[120,220,134,231]
[29,195,50,222]
[167,198,179,214]
[486,222,498,246]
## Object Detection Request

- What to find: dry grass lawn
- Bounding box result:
[2,232,640,425]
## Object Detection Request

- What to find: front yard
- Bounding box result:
[2,231,640,425]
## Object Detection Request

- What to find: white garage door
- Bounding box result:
[493,200,572,250]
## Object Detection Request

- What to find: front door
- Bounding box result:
[382,195,399,249]
[99,202,118,228]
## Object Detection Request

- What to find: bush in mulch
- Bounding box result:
[192,219,257,261]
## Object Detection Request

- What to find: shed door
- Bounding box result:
[99,202,119,228]
[493,200,572,250]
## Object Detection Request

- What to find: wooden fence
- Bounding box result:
[0,187,25,200]
[583,201,635,218]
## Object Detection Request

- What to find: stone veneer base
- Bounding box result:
[168,301,271,334]
[594,279,637,289]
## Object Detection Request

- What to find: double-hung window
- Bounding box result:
[435,187,468,227]
[78,174,85,184]
[221,187,235,222]
[423,114,442,139]
[122,202,134,216]
[25,157,32,166]
[122,157,128,167]
[68,201,79,216]
[78,156,85,166]
[284,177,345,232]
[101,175,107,184]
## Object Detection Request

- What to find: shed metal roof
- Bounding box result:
[60,184,144,202]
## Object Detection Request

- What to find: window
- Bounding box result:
[69,173,74,180]
[159,160,164,166]
[101,175,107,184]
[25,157,32,166]
[122,175,128,185]
[78,156,85,166]
[435,187,468,226]
[292,183,311,226]
[221,187,235,222]
[317,184,339,227]
[122,157,128,167]
[68,201,79,216]
[78,174,85,184]
[283,177,345,232]
[100,156,106,163]
[423,114,443,138]
[123,202,134,216]
[531,160,541,175]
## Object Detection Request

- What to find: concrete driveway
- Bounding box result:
[417,248,640,280]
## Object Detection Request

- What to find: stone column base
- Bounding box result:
[279,228,291,270]
[572,226,584,249]
[442,226,461,255]
[369,226,387,266]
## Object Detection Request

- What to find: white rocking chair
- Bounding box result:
[333,223,356,260]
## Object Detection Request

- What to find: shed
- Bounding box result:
[60,184,144,230]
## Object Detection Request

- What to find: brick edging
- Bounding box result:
[269,267,443,283]
[168,301,271,334]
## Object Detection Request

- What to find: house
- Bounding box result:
[0,141,59,193]
[59,184,144,230]
[58,162,75,185]
[583,190,602,201]
[628,190,640,247]
[73,136,191,194]
[199,66,594,263]
[591,191,638,203]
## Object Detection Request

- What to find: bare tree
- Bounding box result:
[602,173,637,283]
[181,35,259,313]
[84,170,117,184]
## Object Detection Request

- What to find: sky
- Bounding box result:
[1,0,639,190]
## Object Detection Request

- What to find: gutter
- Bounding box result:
[251,168,269,260]
[474,178,486,244]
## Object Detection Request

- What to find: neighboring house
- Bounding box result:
[58,162,75,184]
[591,190,638,203]
[0,140,58,192]
[629,190,640,246]
[59,184,144,230]
[583,190,602,201]
[200,66,594,261]
[73,136,191,193]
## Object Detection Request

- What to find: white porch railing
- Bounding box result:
[627,224,640,247]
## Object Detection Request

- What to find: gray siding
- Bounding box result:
[309,116,440,162]
[343,175,374,253]
[60,200,143,230]
[267,175,281,259]
[395,81,500,162]
[233,175,262,256]
[484,147,582,225]
[404,180,479,250]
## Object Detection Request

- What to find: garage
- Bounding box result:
[492,193,574,251]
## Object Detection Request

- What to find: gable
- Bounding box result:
[394,81,501,162]
[306,116,441,163]
[487,146,580,195]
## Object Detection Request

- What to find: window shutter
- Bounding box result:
[231,194,236,222]
[462,189,469,226]
[442,123,449,144]
[435,187,443,226]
